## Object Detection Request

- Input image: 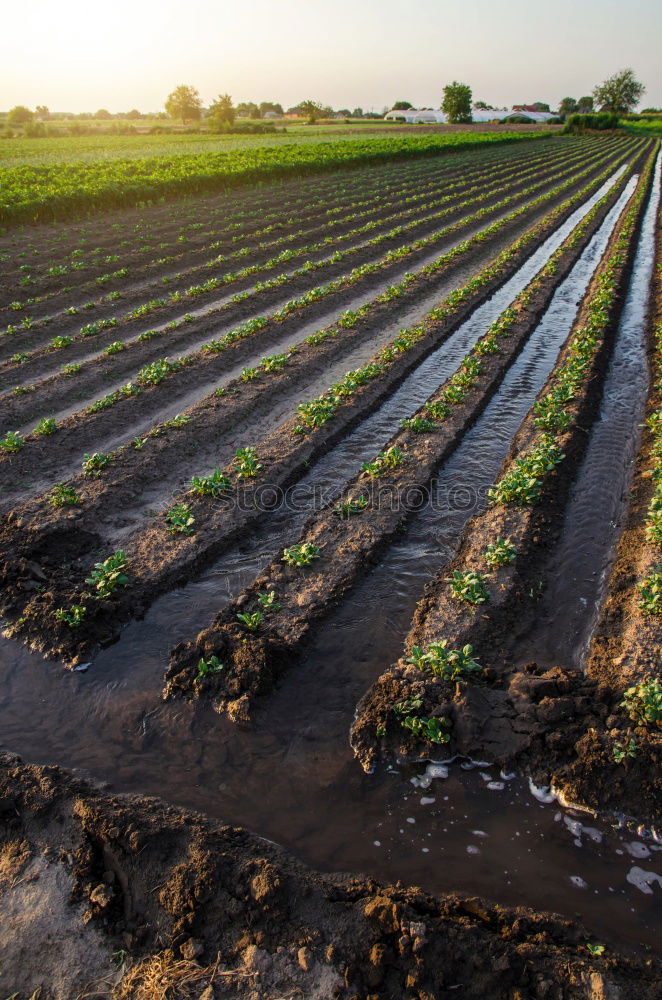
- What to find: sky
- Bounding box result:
[2,0,660,114]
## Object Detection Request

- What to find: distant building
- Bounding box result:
[383,107,555,124]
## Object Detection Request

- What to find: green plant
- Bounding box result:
[82,452,111,475]
[35,416,56,436]
[484,537,516,567]
[55,604,86,627]
[401,415,437,433]
[105,341,124,354]
[612,736,638,763]
[638,566,662,614]
[585,943,605,957]
[11,353,28,364]
[361,446,405,478]
[282,542,321,567]
[63,362,81,375]
[234,446,263,478]
[85,550,129,599]
[489,435,564,506]
[401,714,451,744]
[620,678,662,728]
[236,610,264,631]
[49,483,81,508]
[334,496,368,518]
[393,699,450,743]
[51,335,73,349]
[1,430,24,453]
[190,469,231,496]
[407,641,482,680]
[257,590,281,611]
[166,502,195,535]
[447,569,489,605]
[196,655,224,678]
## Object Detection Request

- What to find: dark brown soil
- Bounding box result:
[0,751,657,1000]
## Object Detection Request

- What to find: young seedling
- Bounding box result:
[234,446,262,479]
[196,655,224,678]
[82,452,111,476]
[620,678,662,729]
[361,446,405,479]
[190,469,231,497]
[612,736,638,763]
[257,590,281,611]
[484,537,516,568]
[334,496,369,518]
[49,483,81,508]
[400,714,450,744]
[401,416,437,433]
[55,604,86,627]
[236,611,264,631]
[166,502,195,535]
[447,569,489,605]
[85,551,129,599]
[35,417,56,436]
[407,641,481,680]
[1,431,24,453]
[638,566,662,615]
[63,362,81,376]
[105,341,124,354]
[282,542,321,567]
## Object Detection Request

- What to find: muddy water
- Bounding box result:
[515,151,662,669]
[1,171,660,954]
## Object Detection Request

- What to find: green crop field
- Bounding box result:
[0,130,547,226]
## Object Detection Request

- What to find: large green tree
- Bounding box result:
[298,99,323,123]
[577,95,594,113]
[210,94,235,125]
[7,105,33,124]
[441,82,472,124]
[558,97,578,117]
[593,69,645,114]
[165,85,203,124]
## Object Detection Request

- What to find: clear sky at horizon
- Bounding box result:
[3,0,660,113]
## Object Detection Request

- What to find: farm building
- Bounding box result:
[384,108,556,124]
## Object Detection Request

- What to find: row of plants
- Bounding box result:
[637,269,662,614]
[0,140,638,459]
[10,151,641,663]
[1,131,552,226]
[3,136,544,284]
[162,154,636,714]
[440,149,656,618]
[0,136,603,371]
[2,139,575,316]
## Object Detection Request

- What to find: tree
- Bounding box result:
[165,85,203,124]
[126,109,142,120]
[441,82,472,124]
[532,101,551,112]
[236,101,259,118]
[473,100,494,110]
[94,109,112,120]
[259,101,284,117]
[577,95,594,114]
[210,94,235,126]
[298,99,323,123]
[35,105,49,120]
[7,105,33,124]
[352,107,364,118]
[392,100,413,111]
[593,69,645,114]
[558,97,578,117]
